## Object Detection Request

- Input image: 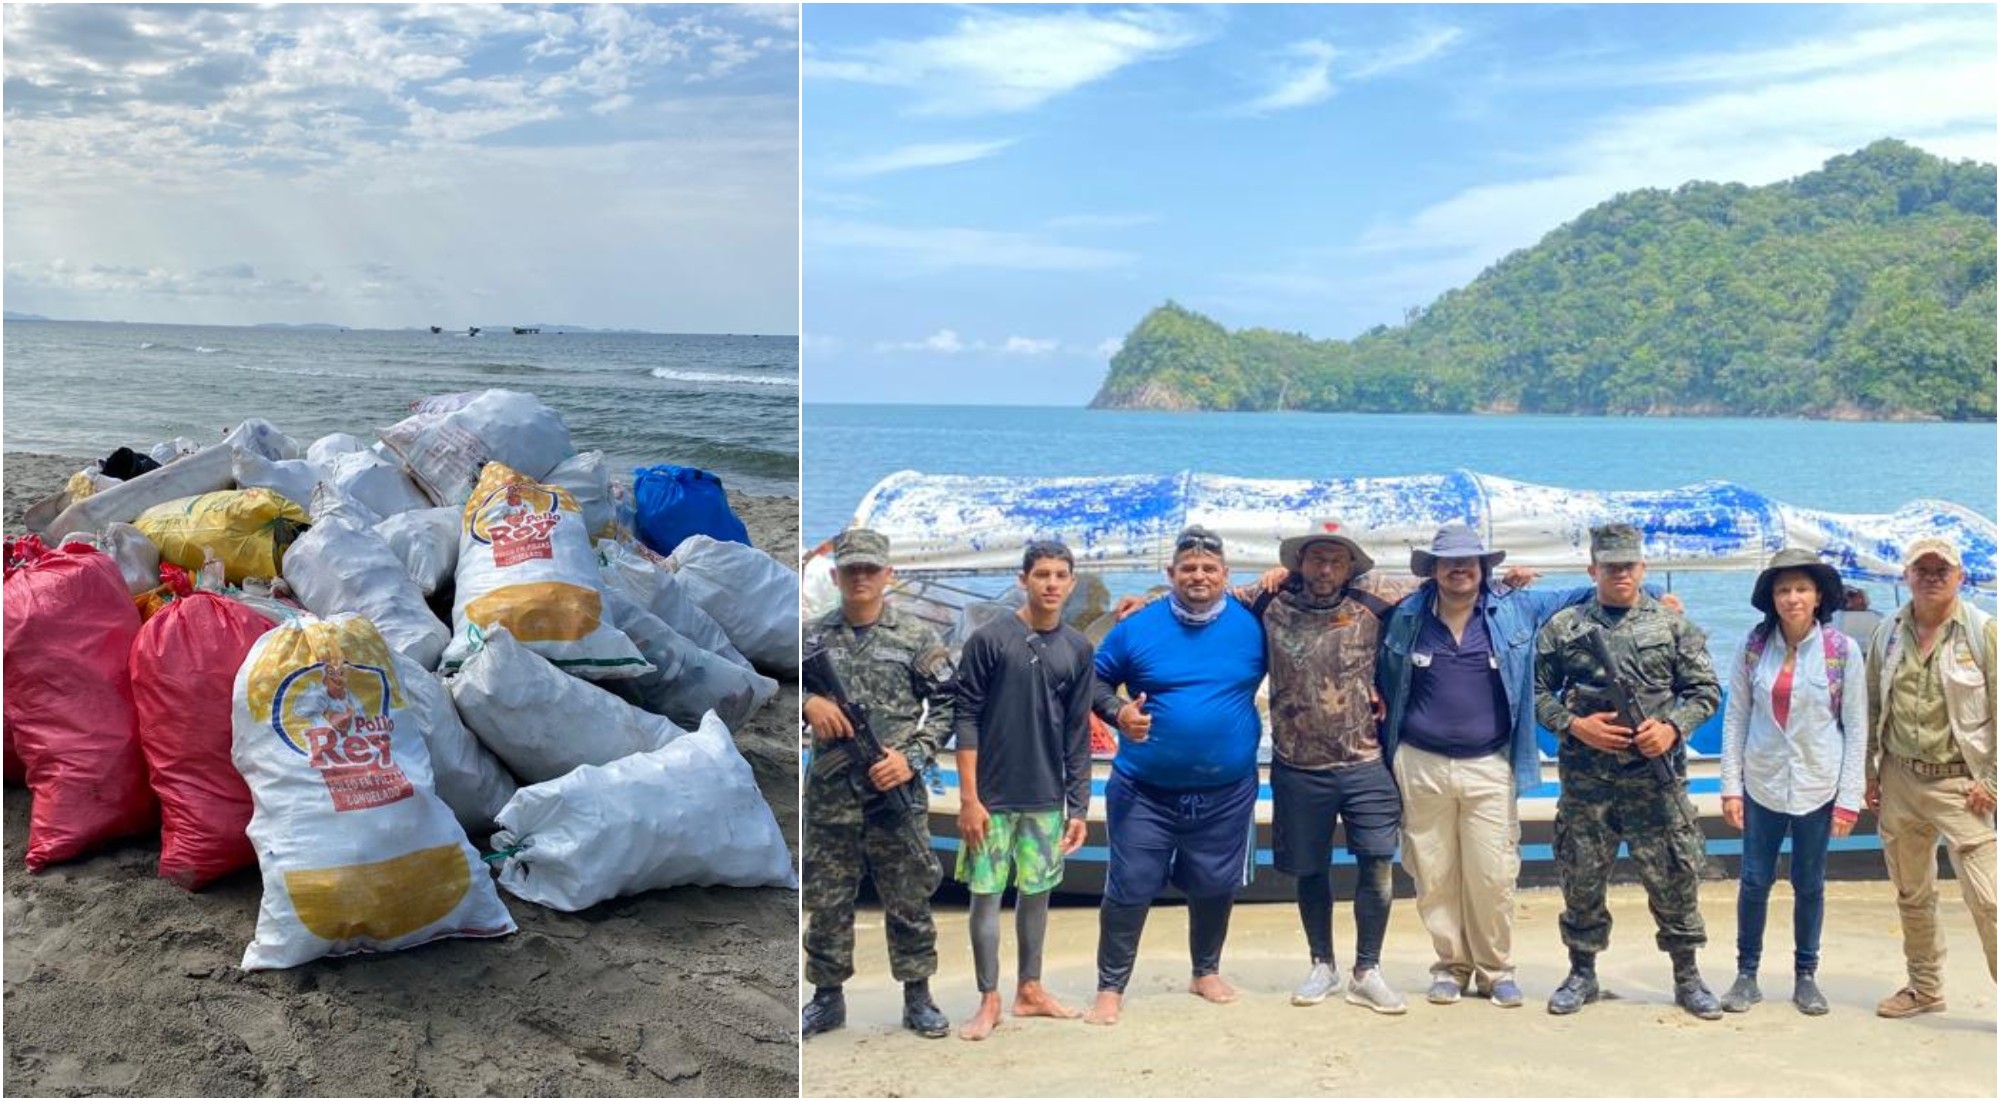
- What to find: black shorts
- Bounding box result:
[1270,757,1401,875]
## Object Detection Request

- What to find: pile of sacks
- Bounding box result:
[3,389,799,972]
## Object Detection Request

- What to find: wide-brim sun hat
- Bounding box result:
[1751,547,1844,622]
[1278,518,1374,574]
[1410,522,1506,578]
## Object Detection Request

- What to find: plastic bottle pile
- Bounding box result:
[2,388,800,971]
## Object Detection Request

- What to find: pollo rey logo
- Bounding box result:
[269,660,414,812]
[468,481,572,567]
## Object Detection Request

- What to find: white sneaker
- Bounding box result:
[1345,967,1409,1015]
[1291,961,1343,1006]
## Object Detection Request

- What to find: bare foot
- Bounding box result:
[959,993,1003,1041]
[1083,991,1123,1026]
[1189,974,1239,1004]
[1013,981,1082,1019]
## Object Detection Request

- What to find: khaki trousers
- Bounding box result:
[1393,744,1520,985]
[1878,758,1998,996]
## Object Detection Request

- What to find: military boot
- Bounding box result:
[1671,951,1723,1020]
[902,980,950,1038]
[1547,951,1600,1016]
[801,986,846,1039]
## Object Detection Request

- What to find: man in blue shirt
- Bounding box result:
[1085,525,1266,1025]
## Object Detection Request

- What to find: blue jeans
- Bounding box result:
[1737,796,1833,976]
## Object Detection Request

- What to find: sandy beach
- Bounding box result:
[3,451,801,1097]
[804,881,1996,1098]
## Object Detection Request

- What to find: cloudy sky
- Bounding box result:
[4,4,799,332]
[802,3,1997,404]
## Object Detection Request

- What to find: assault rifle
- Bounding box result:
[802,648,927,832]
[1580,627,1679,787]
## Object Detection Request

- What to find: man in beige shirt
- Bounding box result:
[1864,537,1996,1018]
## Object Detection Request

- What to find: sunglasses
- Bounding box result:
[1175,531,1224,555]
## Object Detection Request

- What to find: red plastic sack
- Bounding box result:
[2,544,156,870]
[131,592,275,889]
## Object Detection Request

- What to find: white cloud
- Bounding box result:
[1240,40,1338,115]
[831,139,1016,178]
[1236,26,1464,115]
[876,328,968,353]
[1097,337,1125,358]
[811,219,1134,272]
[1002,336,1058,355]
[1044,213,1158,231]
[805,7,1207,115]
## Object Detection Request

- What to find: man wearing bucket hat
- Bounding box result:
[1256,518,1429,1013]
[1086,525,1268,1025]
[1533,523,1724,1019]
[1715,548,1868,1017]
[802,528,959,1040]
[1377,522,1615,1009]
[1864,537,1995,1019]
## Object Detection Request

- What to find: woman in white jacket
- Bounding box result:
[1719,547,1868,1016]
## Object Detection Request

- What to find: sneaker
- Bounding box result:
[1344,968,1408,1015]
[1546,971,1600,1015]
[1720,973,1762,1014]
[1291,961,1343,1006]
[1487,979,1524,1009]
[1793,974,1828,1017]
[1426,977,1462,1005]
[1876,987,1946,1019]
[801,986,846,1039]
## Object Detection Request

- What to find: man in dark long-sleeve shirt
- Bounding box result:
[952,540,1093,1040]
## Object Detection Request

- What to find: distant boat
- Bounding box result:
[468,327,481,337]
[513,326,541,335]
[430,325,442,334]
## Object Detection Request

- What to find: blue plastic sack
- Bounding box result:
[632,465,750,556]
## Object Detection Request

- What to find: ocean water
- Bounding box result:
[3,321,799,497]
[804,404,1998,659]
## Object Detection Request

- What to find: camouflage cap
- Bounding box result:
[1589,522,1646,565]
[832,527,891,568]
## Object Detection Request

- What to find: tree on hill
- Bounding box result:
[1090,140,1996,421]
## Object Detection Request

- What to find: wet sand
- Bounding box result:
[3,451,802,1097]
[804,881,1996,1098]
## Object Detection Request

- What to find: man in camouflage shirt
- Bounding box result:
[801,528,957,1039]
[1534,523,1724,1019]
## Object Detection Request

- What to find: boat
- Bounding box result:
[429,325,443,334]
[467,326,481,337]
[805,469,1997,899]
[513,326,540,335]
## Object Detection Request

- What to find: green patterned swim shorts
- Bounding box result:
[955,808,1066,895]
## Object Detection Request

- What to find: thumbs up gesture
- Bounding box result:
[1118,691,1154,743]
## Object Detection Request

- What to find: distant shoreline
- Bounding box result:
[3,316,802,339]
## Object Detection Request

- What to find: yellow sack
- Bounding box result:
[135,488,309,583]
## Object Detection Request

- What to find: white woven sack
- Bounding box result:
[222,418,301,462]
[283,488,449,669]
[544,451,614,538]
[304,432,367,467]
[447,626,681,784]
[596,540,753,671]
[439,463,648,680]
[230,451,324,514]
[388,648,515,833]
[490,712,796,911]
[603,591,775,730]
[669,535,801,676]
[326,450,431,520]
[376,389,574,508]
[230,613,515,970]
[375,508,460,596]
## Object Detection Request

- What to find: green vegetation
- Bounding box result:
[1092,141,1996,420]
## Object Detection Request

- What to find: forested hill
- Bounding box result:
[1091,140,1996,420]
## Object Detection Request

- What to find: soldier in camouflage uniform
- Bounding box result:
[1533,523,1724,1019]
[801,529,957,1039]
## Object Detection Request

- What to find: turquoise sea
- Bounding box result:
[5,320,799,497]
[804,404,1998,661]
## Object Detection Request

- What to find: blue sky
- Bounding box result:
[802,3,1997,404]
[4,4,799,332]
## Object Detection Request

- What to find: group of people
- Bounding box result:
[800,519,1995,1039]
